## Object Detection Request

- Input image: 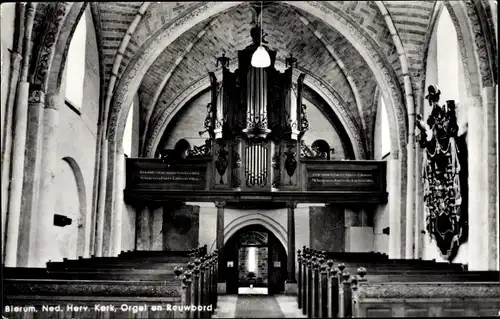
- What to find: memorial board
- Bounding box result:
[304,161,386,192]
[126,158,208,190]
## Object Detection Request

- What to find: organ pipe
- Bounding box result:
[214,81,223,140]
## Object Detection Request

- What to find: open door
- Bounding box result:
[223,224,287,295]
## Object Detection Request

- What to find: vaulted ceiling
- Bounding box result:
[86,1,438,158]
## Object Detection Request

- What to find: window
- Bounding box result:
[436,8,460,103]
[380,95,391,158]
[123,101,134,157]
[65,10,87,112]
[247,247,257,273]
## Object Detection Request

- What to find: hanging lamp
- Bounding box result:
[251,1,271,68]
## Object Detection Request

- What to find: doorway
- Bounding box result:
[224,224,287,295]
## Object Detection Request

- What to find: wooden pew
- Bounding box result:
[350,274,500,317]
[298,248,454,317]
[336,267,500,318]
[297,247,498,318]
[3,278,184,319]
[3,247,218,319]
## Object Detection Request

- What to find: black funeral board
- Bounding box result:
[304,160,386,192]
[126,158,208,191]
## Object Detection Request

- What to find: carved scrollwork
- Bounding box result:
[271,147,281,188]
[215,141,229,185]
[187,139,212,157]
[416,85,464,261]
[231,148,241,188]
[284,143,297,185]
[300,140,315,159]
[32,3,68,90]
[198,102,214,138]
[299,103,309,133]
[28,90,45,105]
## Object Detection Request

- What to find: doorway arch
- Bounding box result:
[223,224,287,295]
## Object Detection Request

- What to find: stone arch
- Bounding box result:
[109,2,406,158]
[104,2,408,255]
[46,3,88,98]
[421,1,497,102]
[421,2,483,105]
[62,157,88,257]
[144,63,365,159]
[209,213,287,254]
[30,3,85,96]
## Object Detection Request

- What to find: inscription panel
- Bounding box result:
[126,159,209,190]
[304,161,386,192]
[309,171,375,188]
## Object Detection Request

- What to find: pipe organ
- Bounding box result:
[125,27,387,204]
[202,25,309,191]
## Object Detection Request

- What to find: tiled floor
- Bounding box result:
[213,294,306,318]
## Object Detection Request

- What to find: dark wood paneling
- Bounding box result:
[125,159,388,204]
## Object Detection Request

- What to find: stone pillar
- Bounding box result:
[496,84,499,270]
[414,145,425,259]
[405,139,416,259]
[483,86,498,270]
[111,148,125,255]
[295,203,312,257]
[1,52,22,248]
[151,205,163,250]
[3,82,31,266]
[467,98,487,270]
[461,87,499,270]
[387,157,402,259]
[215,201,226,293]
[136,206,151,250]
[33,95,60,267]
[20,91,45,266]
[95,140,108,256]
[285,202,297,294]
[190,202,217,250]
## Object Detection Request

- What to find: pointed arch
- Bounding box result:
[61,157,88,258]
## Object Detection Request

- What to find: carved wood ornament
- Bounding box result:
[416,85,464,261]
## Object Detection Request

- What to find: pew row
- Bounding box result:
[4,279,184,319]
[351,281,500,317]
[3,247,218,319]
[297,247,500,318]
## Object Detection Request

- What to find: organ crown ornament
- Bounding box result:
[416,85,464,261]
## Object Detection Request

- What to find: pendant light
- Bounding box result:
[251,1,271,68]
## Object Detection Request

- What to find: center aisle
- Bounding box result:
[235,295,285,318]
[213,295,306,318]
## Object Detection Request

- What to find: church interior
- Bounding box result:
[1,1,499,317]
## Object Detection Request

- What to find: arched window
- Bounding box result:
[65,10,87,112]
[426,6,465,133]
[436,7,460,104]
[380,95,391,158]
[123,101,134,157]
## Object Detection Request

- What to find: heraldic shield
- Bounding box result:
[416,85,466,261]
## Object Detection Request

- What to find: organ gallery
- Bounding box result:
[1,1,498,318]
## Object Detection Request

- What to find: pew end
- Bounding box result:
[351,281,500,317]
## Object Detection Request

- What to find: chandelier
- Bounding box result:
[251,1,271,68]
